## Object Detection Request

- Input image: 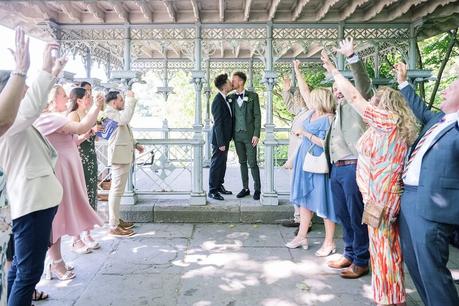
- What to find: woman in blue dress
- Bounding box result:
[285,87,338,257]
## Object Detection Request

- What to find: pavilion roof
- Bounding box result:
[0,0,457,72]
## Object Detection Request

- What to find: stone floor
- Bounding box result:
[36,223,459,306]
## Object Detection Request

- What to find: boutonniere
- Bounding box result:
[243,96,249,102]
[227,98,232,103]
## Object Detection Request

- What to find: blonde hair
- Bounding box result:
[44,84,64,112]
[308,88,336,114]
[375,86,419,145]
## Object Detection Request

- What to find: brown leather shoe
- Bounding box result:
[340,264,369,279]
[327,257,352,269]
[109,226,135,237]
[119,218,135,230]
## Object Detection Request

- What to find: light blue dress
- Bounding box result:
[290,111,338,223]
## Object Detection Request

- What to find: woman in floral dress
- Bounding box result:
[322,49,419,306]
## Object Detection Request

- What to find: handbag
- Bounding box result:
[302,145,329,173]
[362,201,386,228]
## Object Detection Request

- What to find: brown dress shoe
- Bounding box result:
[327,257,352,269]
[119,218,135,230]
[340,264,369,279]
[109,226,135,237]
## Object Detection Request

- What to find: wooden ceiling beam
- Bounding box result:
[362,0,398,21]
[377,0,429,22]
[292,0,312,21]
[315,0,340,21]
[60,1,81,22]
[339,0,370,21]
[244,0,253,21]
[268,0,281,20]
[219,0,225,22]
[135,0,153,23]
[86,2,105,23]
[112,2,129,23]
[410,0,457,21]
[190,0,200,22]
[162,0,176,22]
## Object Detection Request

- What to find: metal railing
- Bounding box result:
[95,124,292,196]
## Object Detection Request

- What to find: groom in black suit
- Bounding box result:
[208,73,233,201]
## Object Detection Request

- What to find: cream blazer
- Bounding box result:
[0,71,63,220]
[104,96,137,165]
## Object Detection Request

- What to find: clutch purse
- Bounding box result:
[302,146,329,174]
[362,201,386,228]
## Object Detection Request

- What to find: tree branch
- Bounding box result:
[415,41,426,101]
[428,28,458,109]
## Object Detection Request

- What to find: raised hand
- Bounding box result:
[292,59,301,72]
[42,43,60,74]
[283,76,292,92]
[126,90,135,98]
[9,27,30,74]
[51,56,68,78]
[321,50,338,75]
[95,93,105,109]
[394,63,408,84]
[335,37,355,57]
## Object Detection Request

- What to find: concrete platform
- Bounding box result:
[36,223,459,306]
[98,197,297,224]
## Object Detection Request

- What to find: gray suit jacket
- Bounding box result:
[401,85,459,225]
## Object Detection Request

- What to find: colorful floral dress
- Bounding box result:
[356,105,407,304]
[79,135,98,211]
[0,169,10,305]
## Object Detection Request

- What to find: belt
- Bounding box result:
[333,159,357,167]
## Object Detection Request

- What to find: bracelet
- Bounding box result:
[11,71,27,78]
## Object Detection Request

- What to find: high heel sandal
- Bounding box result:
[315,243,337,257]
[83,235,100,250]
[71,239,92,254]
[44,258,76,281]
[285,238,309,249]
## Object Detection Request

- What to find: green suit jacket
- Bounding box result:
[228,90,261,140]
[324,59,372,164]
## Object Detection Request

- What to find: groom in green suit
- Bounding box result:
[228,72,262,200]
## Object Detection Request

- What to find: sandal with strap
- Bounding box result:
[44,258,76,281]
[32,289,49,301]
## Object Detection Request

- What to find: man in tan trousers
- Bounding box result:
[104,90,143,237]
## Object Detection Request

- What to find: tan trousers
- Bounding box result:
[108,163,131,228]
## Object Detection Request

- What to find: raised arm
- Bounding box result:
[321,50,367,116]
[293,60,311,102]
[335,37,373,100]
[282,76,296,114]
[2,44,66,137]
[0,28,30,136]
[60,94,104,135]
[395,63,437,124]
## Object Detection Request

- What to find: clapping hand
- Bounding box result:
[9,27,30,75]
[95,93,105,109]
[335,37,355,57]
[135,144,145,154]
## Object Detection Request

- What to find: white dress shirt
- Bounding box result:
[402,101,458,186]
[236,89,245,108]
[219,91,232,117]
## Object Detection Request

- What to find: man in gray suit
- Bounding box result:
[396,63,459,306]
[229,72,262,200]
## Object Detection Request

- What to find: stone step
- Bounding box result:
[96,197,324,224]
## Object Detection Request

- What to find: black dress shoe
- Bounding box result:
[253,190,261,200]
[208,192,224,201]
[236,189,250,198]
[218,185,232,195]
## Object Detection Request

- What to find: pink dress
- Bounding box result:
[35,113,103,243]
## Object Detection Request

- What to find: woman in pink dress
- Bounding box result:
[34,85,104,280]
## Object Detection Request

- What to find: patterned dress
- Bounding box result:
[79,135,98,211]
[356,105,407,304]
[0,169,10,306]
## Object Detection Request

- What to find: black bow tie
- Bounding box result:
[236,93,244,100]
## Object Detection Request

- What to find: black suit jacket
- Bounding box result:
[211,93,233,147]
